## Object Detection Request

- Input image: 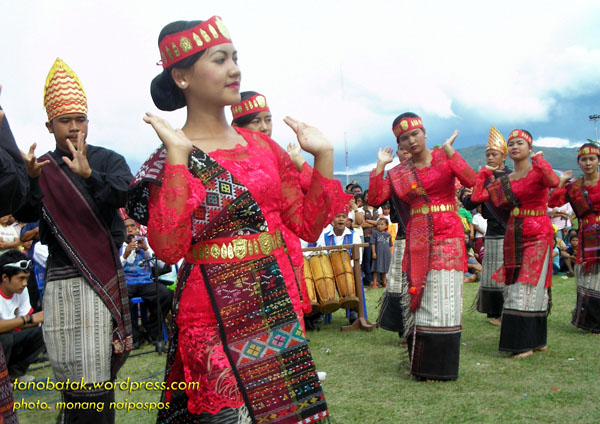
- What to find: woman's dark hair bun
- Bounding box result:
[150,20,205,111]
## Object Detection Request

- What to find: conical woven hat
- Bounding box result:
[486,126,507,154]
[43,58,87,121]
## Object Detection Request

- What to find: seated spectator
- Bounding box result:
[552,238,561,274]
[20,221,43,311]
[464,234,482,283]
[560,235,578,278]
[0,215,27,256]
[0,250,45,382]
[121,218,173,350]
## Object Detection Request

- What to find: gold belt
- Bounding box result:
[186,229,284,264]
[581,215,600,226]
[410,203,456,216]
[510,207,546,217]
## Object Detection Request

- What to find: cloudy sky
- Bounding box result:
[2,0,600,175]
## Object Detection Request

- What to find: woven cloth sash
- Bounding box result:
[487,174,523,285]
[39,152,132,379]
[388,161,433,311]
[129,147,329,424]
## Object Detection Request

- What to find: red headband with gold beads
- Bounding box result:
[578,145,600,158]
[393,116,423,138]
[158,16,231,69]
[231,94,270,120]
[507,129,532,146]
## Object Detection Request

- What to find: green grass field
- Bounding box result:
[16,275,600,423]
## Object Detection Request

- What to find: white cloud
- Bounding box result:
[2,0,600,172]
[534,137,580,148]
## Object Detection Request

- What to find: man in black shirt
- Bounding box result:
[25,58,133,424]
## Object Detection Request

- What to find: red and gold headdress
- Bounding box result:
[159,16,231,69]
[393,116,424,139]
[230,94,270,120]
[486,126,507,154]
[507,129,532,146]
[578,145,600,158]
[43,58,87,122]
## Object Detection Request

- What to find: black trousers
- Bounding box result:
[127,283,172,343]
[0,326,45,377]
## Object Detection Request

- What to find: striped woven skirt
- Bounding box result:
[499,250,550,353]
[572,264,600,333]
[377,239,406,333]
[477,237,505,318]
[406,269,463,381]
[43,277,113,382]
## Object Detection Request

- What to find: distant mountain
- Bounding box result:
[334,145,581,191]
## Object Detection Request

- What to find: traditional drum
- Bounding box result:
[303,257,321,317]
[308,253,340,314]
[329,249,359,309]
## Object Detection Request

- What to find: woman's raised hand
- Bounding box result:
[283,116,333,156]
[143,113,193,153]
[377,147,395,166]
[559,170,573,185]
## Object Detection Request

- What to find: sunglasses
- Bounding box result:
[3,260,32,270]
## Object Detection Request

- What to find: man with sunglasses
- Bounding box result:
[0,250,44,383]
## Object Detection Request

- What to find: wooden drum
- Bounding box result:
[329,249,359,310]
[303,257,321,317]
[308,253,340,314]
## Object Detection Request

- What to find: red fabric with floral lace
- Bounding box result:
[369,149,476,308]
[550,180,600,269]
[471,155,559,287]
[147,127,350,415]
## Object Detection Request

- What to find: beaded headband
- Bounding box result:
[507,129,532,146]
[158,16,231,69]
[578,145,600,158]
[231,94,270,120]
[393,116,423,139]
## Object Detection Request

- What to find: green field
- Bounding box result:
[16,275,600,423]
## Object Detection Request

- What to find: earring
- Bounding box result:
[181,82,186,87]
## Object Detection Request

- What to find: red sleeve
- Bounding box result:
[470,168,493,202]
[448,151,476,188]
[368,169,393,206]
[147,161,207,264]
[532,155,560,188]
[299,161,313,194]
[273,140,351,243]
[548,186,567,208]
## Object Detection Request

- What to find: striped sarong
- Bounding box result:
[43,276,112,382]
[377,239,406,333]
[477,237,505,317]
[499,250,550,353]
[572,264,600,333]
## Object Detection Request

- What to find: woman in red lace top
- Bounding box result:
[471,129,559,358]
[231,91,314,326]
[548,143,600,333]
[127,17,349,424]
[369,112,476,381]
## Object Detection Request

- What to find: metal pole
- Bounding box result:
[589,115,600,142]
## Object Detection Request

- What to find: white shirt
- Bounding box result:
[0,288,32,320]
[472,213,487,239]
[314,227,362,248]
[0,224,20,255]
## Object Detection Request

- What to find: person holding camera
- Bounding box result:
[121,217,172,350]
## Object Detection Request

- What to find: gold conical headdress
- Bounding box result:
[486,126,507,155]
[43,58,87,121]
